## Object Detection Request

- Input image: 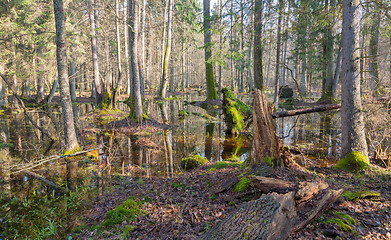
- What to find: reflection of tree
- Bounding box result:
[319,112,336,155]
[158,102,173,176]
[205,123,214,160]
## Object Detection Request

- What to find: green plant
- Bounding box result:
[336,151,370,171]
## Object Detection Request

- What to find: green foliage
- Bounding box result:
[101,197,145,228]
[336,151,370,171]
[341,190,380,201]
[180,155,208,170]
[178,110,189,117]
[234,177,251,192]
[0,142,13,149]
[262,157,273,167]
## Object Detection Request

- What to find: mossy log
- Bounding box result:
[250,89,281,166]
[249,175,294,194]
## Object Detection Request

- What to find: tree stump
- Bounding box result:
[250,89,281,166]
[198,192,297,240]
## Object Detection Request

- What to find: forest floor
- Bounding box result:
[69,154,391,240]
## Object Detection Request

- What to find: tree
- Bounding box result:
[340,0,368,158]
[203,0,218,100]
[52,0,79,151]
[253,0,263,90]
[158,0,174,99]
[128,0,143,122]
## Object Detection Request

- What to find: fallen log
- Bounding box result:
[198,192,297,240]
[272,96,391,119]
[249,175,294,194]
[272,104,341,118]
[295,180,329,204]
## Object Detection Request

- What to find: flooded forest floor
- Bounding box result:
[1,91,391,239]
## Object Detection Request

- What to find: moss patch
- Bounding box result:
[262,157,273,167]
[101,196,146,228]
[341,190,380,201]
[180,155,208,170]
[335,212,357,226]
[326,218,353,232]
[234,177,251,192]
[208,161,242,170]
[336,151,370,171]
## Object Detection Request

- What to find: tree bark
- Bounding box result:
[251,89,281,166]
[88,0,103,106]
[53,0,79,151]
[253,0,263,90]
[341,0,368,157]
[204,0,218,100]
[273,0,283,109]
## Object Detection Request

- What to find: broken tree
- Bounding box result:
[198,89,343,240]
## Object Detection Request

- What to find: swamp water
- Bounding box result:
[0,94,341,238]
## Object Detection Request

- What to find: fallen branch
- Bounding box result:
[22,170,68,193]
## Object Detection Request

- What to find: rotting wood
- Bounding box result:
[272,96,391,119]
[249,175,294,194]
[250,89,281,166]
[295,180,329,204]
[198,192,297,240]
[293,188,343,232]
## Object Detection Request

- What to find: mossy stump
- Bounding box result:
[221,88,251,136]
[180,155,208,170]
[336,151,369,171]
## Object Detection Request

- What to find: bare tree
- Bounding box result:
[53,0,79,151]
[341,0,368,157]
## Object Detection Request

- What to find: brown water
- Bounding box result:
[0,93,341,238]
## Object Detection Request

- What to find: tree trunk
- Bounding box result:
[158,0,174,99]
[368,11,380,95]
[250,89,281,166]
[70,57,77,102]
[253,0,263,90]
[89,0,103,106]
[198,192,297,240]
[273,0,283,109]
[341,0,368,157]
[52,0,79,151]
[124,0,130,95]
[36,47,45,103]
[128,0,143,122]
[332,45,342,97]
[204,0,218,100]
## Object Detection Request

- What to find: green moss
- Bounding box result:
[101,91,112,109]
[222,88,251,135]
[262,157,273,167]
[63,146,82,156]
[336,151,370,171]
[326,218,353,232]
[341,190,380,201]
[180,155,208,170]
[335,212,357,226]
[101,197,145,228]
[234,177,251,192]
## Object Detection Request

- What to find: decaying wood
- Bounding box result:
[272,96,391,119]
[272,104,341,119]
[213,176,239,194]
[249,175,294,193]
[293,188,343,232]
[198,192,297,240]
[295,180,329,204]
[250,89,281,166]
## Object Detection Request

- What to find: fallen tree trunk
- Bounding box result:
[272,104,341,118]
[272,96,391,119]
[198,192,297,240]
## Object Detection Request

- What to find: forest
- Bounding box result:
[0,0,391,238]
